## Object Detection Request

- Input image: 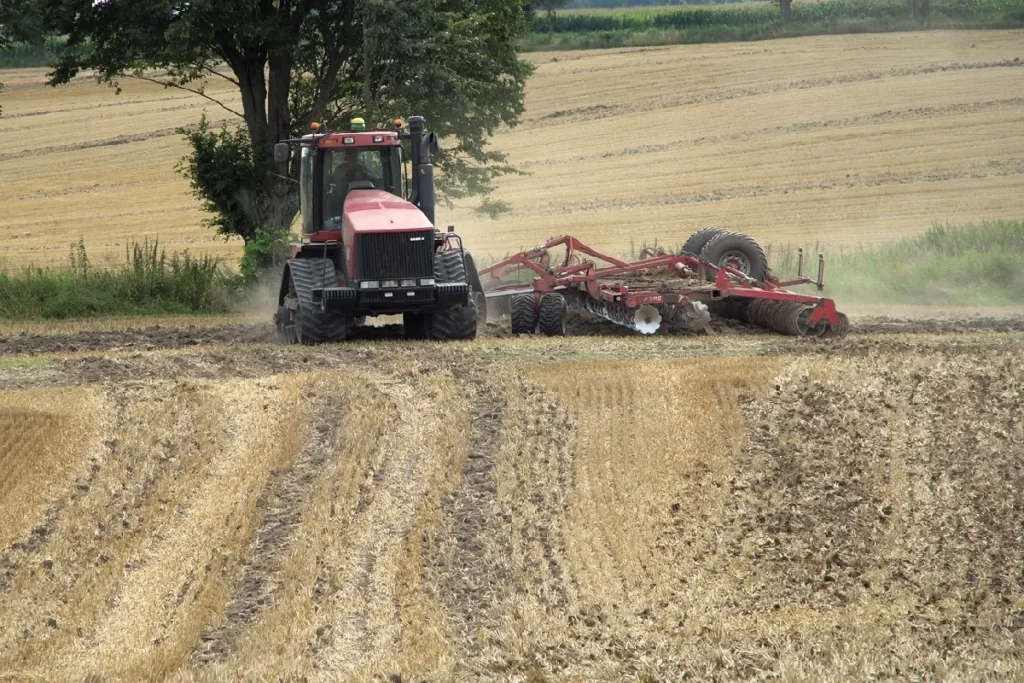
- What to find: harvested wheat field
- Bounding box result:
[2,30,1024,267]
[1,316,1023,681]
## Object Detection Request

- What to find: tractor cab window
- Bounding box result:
[322,146,402,225]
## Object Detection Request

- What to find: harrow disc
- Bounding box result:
[633,305,662,335]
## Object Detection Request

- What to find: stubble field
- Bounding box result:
[1,30,1023,267]
[0,322,1023,680]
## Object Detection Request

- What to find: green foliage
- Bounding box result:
[39,0,533,250]
[239,229,293,283]
[0,239,234,320]
[177,116,265,244]
[522,0,1024,47]
[0,36,88,68]
[766,221,1024,305]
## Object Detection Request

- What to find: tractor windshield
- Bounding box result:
[322,146,402,225]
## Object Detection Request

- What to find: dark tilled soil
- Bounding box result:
[1,312,1022,362]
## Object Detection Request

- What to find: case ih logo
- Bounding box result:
[409,236,425,242]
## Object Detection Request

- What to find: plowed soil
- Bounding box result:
[1,316,1022,681]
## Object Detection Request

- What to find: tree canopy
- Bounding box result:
[39,0,532,241]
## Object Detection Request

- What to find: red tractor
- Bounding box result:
[272,116,483,343]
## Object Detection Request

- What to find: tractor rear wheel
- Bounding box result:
[699,231,768,282]
[464,250,487,335]
[510,293,538,334]
[431,250,478,341]
[537,293,567,336]
[280,259,351,344]
[680,227,727,256]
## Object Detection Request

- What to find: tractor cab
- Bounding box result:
[296,124,405,235]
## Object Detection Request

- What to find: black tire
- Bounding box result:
[680,227,728,256]
[431,250,478,341]
[510,293,538,334]
[280,259,351,344]
[464,250,487,334]
[537,293,567,336]
[699,231,768,282]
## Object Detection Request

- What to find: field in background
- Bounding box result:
[451,30,1024,262]
[1,30,1023,272]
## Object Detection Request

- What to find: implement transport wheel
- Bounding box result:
[510,293,538,334]
[679,227,728,256]
[537,293,568,336]
[700,231,768,282]
[431,250,478,341]
[279,259,351,344]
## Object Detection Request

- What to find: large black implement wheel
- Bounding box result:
[699,231,769,282]
[679,227,728,256]
[279,259,351,344]
[432,250,478,341]
[537,293,567,336]
[510,293,538,334]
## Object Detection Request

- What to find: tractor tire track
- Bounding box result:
[192,386,347,664]
[311,373,450,678]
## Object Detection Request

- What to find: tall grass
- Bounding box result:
[523,0,1024,49]
[766,220,1024,305]
[0,239,235,320]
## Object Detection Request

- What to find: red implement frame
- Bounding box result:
[479,235,842,329]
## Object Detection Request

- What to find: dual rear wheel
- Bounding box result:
[511,292,566,336]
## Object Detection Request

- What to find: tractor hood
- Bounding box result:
[343,189,434,233]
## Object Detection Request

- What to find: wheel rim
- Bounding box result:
[718,250,752,274]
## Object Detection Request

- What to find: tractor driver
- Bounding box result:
[325,148,384,220]
[338,148,383,190]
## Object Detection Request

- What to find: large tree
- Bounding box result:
[41,0,531,241]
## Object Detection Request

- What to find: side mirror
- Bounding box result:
[426,132,441,156]
[273,142,291,164]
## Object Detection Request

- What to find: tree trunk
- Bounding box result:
[781,0,792,23]
[235,58,270,155]
[919,0,931,17]
[908,0,917,17]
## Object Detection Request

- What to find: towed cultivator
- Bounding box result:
[480,228,848,337]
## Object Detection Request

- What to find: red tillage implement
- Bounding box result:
[480,233,848,337]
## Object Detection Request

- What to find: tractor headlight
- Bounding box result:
[420,278,435,286]
[360,281,380,289]
[382,280,399,289]
[400,279,416,288]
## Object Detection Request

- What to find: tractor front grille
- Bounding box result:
[356,231,434,280]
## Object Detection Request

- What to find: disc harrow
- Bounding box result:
[481,233,848,338]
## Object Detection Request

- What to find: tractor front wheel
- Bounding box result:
[431,250,478,341]
[279,259,351,344]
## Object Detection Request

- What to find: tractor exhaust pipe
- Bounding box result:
[408,115,436,226]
